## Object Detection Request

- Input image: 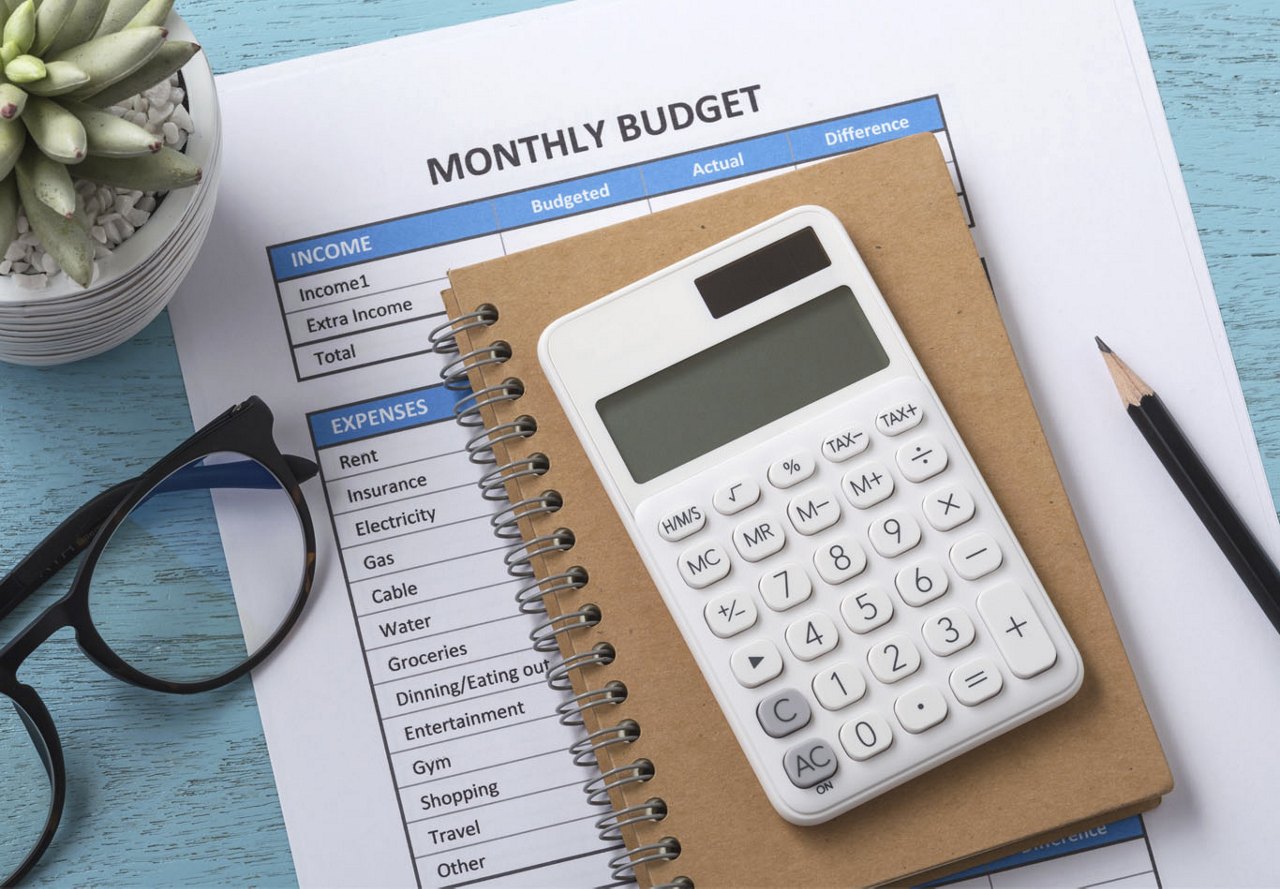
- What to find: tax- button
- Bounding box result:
[676,542,730,589]
[756,689,812,738]
[821,426,869,463]
[656,503,705,542]
[782,739,838,789]
[733,512,786,562]
[977,582,1058,678]
[876,400,924,436]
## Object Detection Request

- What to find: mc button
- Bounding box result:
[676,542,730,589]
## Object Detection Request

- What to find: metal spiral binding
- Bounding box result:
[436,304,683,885]
[467,416,537,465]
[491,489,561,539]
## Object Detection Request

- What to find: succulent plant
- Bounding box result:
[0,0,202,286]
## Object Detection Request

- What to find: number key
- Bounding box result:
[785,612,840,661]
[895,556,949,606]
[868,511,922,557]
[867,634,921,683]
[758,563,813,612]
[839,585,894,634]
[922,607,976,656]
[813,538,867,584]
[839,712,894,761]
[812,662,867,710]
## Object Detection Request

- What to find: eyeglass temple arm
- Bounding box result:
[0,454,318,623]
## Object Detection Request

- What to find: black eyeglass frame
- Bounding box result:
[0,395,318,886]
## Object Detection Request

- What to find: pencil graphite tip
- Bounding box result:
[1094,335,1112,354]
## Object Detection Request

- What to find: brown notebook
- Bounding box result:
[441,133,1171,887]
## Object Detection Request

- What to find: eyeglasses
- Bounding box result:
[0,396,318,885]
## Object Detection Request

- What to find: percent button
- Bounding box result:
[768,452,816,489]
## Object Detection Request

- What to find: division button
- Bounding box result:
[731,639,784,688]
[839,712,894,761]
[704,591,759,639]
[895,435,949,483]
[922,484,977,531]
[786,486,842,535]
[676,542,731,589]
[714,478,760,515]
[782,739,839,788]
[949,532,1003,580]
[756,689,813,738]
[893,685,949,733]
[732,512,786,562]
[950,657,1005,706]
[821,425,870,462]
[841,460,895,509]
[768,452,817,489]
[656,503,706,542]
[976,582,1059,679]
[875,401,924,436]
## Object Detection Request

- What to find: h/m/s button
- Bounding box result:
[657,503,705,542]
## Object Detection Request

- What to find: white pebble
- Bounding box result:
[137,195,156,212]
[171,104,193,132]
[91,225,108,244]
[147,104,171,125]
[144,80,171,106]
[104,220,123,244]
[162,121,180,144]
[14,215,26,234]
[12,260,28,273]
[40,253,58,275]
[93,242,111,259]
[0,260,11,275]
[125,109,146,127]
[117,194,136,215]
[171,87,185,105]
[125,208,150,227]
[5,241,25,262]
[14,271,46,289]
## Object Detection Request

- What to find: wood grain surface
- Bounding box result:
[0,1,1272,884]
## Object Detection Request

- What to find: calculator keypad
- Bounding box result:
[633,377,1080,823]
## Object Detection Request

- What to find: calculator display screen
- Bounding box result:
[597,285,889,484]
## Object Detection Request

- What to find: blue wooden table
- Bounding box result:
[0,1,1275,883]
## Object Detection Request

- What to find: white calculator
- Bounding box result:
[538,206,1083,825]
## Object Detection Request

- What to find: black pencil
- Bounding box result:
[1097,336,1280,634]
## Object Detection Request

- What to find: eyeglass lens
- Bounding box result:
[1,693,53,879]
[88,452,306,685]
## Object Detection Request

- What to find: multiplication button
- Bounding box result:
[923,484,976,530]
[731,639,783,688]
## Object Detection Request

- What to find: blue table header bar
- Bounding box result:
[790,97,943,164]
[310,386,464,448]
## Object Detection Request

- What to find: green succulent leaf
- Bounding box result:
[16,156,94,286]
[98,0,149,37]
[4,53,44,83]
[126,0,173,30]
[24,60,89,96]
[0,172,18,257]
[46,0,110,57]
[22,95,85,164]
[2,0,32,55]
[0,114,24,180]
[85,39,198,107]
[52,24,166,102]
[64,99,159,157]
[18,143,76,218]
[33,0,77,56]
[0,82,26,119]
[0,39,19,66]
[74,145,199,191]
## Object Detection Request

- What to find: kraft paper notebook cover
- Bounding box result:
[439,134,1172,887]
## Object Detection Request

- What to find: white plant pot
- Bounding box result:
[0,13,222,366]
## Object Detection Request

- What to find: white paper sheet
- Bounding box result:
[169,1,1280,885]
